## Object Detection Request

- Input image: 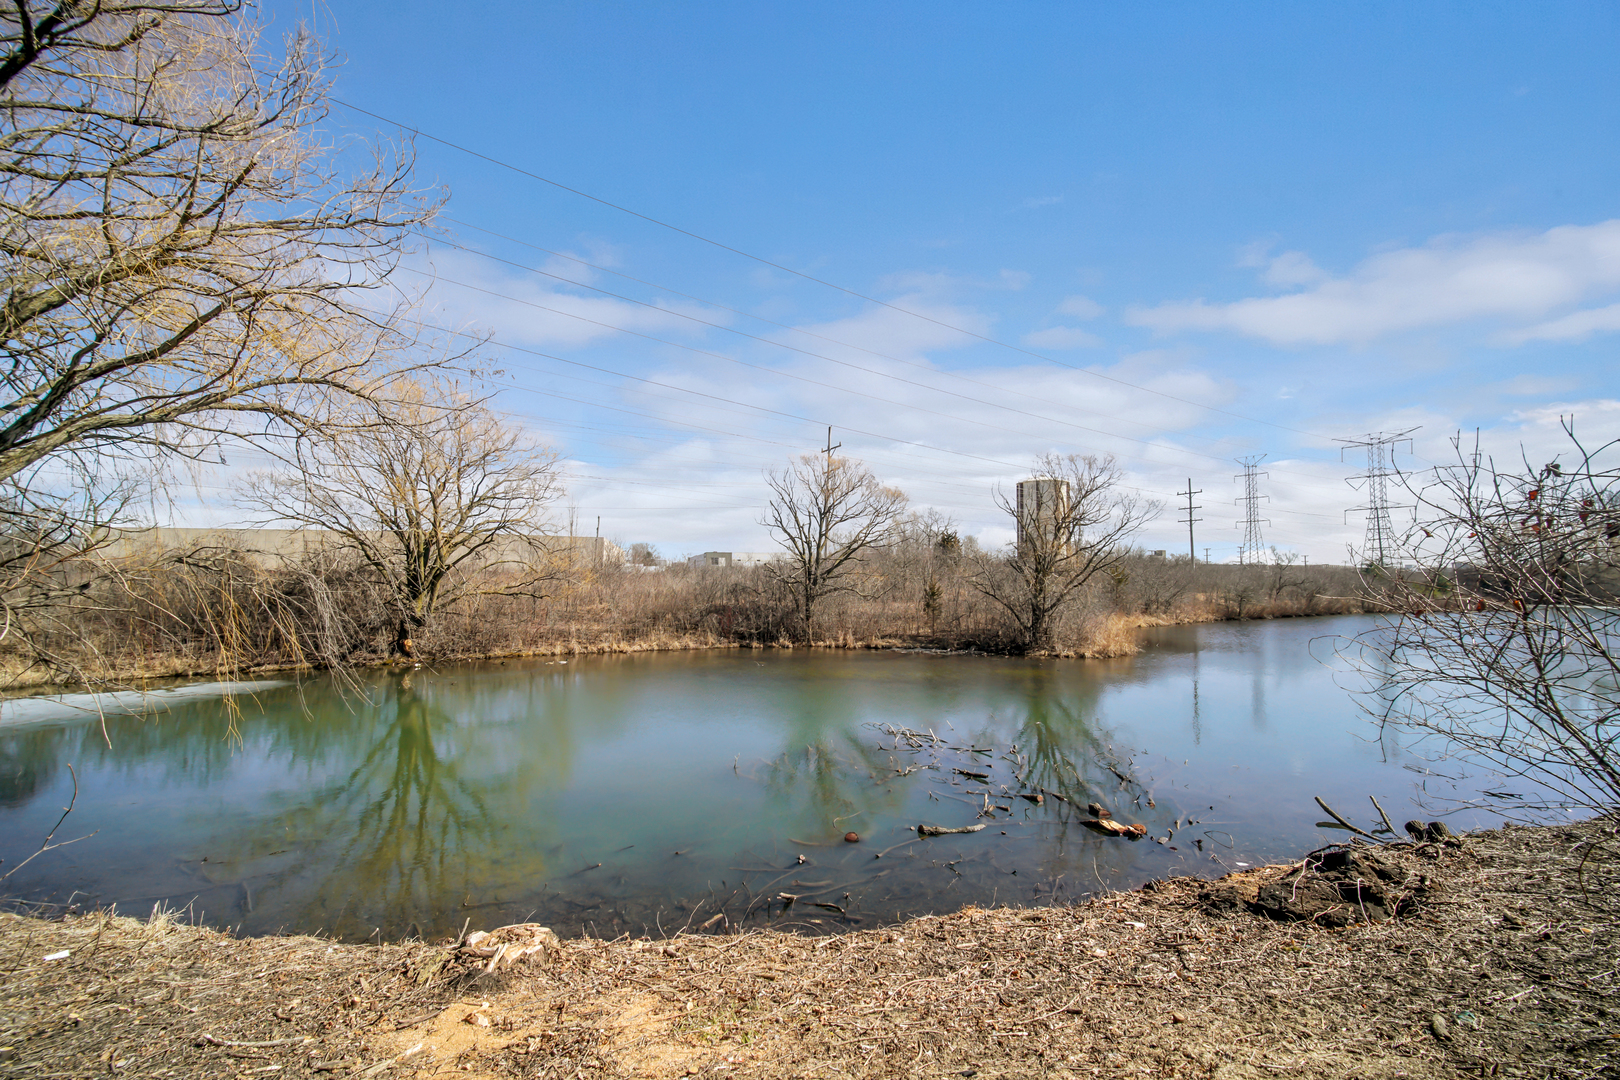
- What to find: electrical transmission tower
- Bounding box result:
[1176,479,1202,561]
[1338,429,1416,568]
[1233,455,1270,565]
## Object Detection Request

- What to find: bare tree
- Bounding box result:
[0,2,441,511]
[241,378,566,657]
[761,453,908,642]
[1346,422,1620,816]
[1,3,241,90]
[973,453,1156,653]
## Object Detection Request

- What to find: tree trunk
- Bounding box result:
[394,619,418,659]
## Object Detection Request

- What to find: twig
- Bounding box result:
[0,764,98,884]
[1314,796,1382,842]
[199,1035,315,1048]
[1368,795,1397,835]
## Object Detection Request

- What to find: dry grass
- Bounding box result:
[3,821,1614,1079]
[0,548,1394,689]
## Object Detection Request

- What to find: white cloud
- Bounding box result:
[1492,373,1582,397]
[1236,242,1329,287]
[1502,301,1620,343]
[418,248,722,349]
[1130,220,1620,345]
[794,296,996,358]
[1057,294,1105,319]
[1507,398,1620,449]
[1260,251,1329,288]
[1022,326,1102,349]
[874,267,1030,298]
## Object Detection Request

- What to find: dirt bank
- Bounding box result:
[3,821,1615,1079]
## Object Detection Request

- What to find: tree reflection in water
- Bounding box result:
[267,674,499,937]
[760,688,907,842]
[993,673,1170,897]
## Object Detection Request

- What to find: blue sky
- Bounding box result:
[231,0,1620,561]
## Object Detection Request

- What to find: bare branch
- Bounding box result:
[1341,421,1620,817]
[760,453,908,642]
[972,453,1158,653]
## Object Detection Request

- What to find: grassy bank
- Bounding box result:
[2,545,1382,690]
[2,820,1613,1079]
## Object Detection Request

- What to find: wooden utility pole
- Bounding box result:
[1177,479,1202,562]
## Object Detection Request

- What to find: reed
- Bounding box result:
[0,543,1394,689]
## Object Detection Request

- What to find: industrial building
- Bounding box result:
[686,551,782,568]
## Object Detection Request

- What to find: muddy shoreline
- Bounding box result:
[3,820,1614,1079]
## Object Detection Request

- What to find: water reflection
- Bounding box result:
[0,616,1507,939]
[264,676,497,935]
[0,729,54,807]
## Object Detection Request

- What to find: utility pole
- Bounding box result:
[1204,547,1211,564]
[1234,455,1270,565]
[1338,429,1416,568]
[1177,479,1202,562]
[822,426,841,459]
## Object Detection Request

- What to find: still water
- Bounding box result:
[0,616,1499,940]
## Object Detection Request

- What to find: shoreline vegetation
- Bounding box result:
[2,818,1613,1079]
[2,539,1384,693]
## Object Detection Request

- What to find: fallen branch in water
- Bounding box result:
[1080,818,1147,837]
[918,823,987,837]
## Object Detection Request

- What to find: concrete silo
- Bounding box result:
[1016,477,1071,554]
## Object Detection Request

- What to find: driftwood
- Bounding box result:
[953,769,991,781]
[918,823,988,837]
[1080,818,1146,837]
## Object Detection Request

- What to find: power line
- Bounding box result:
[362,300,1063,479]
[334,98,1334,440]
[420,229,1325,474]
[401,264,1136,450]
[403,268,1359,517]
[367,296,1221,508]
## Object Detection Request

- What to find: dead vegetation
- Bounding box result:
[3,820,1614,1079]
[0,534,1386,692]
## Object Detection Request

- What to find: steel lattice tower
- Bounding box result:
[1233,455,1270,564]
[1338,430,1416,567]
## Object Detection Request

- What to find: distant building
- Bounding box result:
[99,528,623,568]
[686,551,781,568]
[1016,478,1071,553]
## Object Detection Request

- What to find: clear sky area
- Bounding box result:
[236,0,1620,562]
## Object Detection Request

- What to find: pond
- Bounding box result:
[0,615,1504,940]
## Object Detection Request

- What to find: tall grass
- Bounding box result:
[0,544,1392,689]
